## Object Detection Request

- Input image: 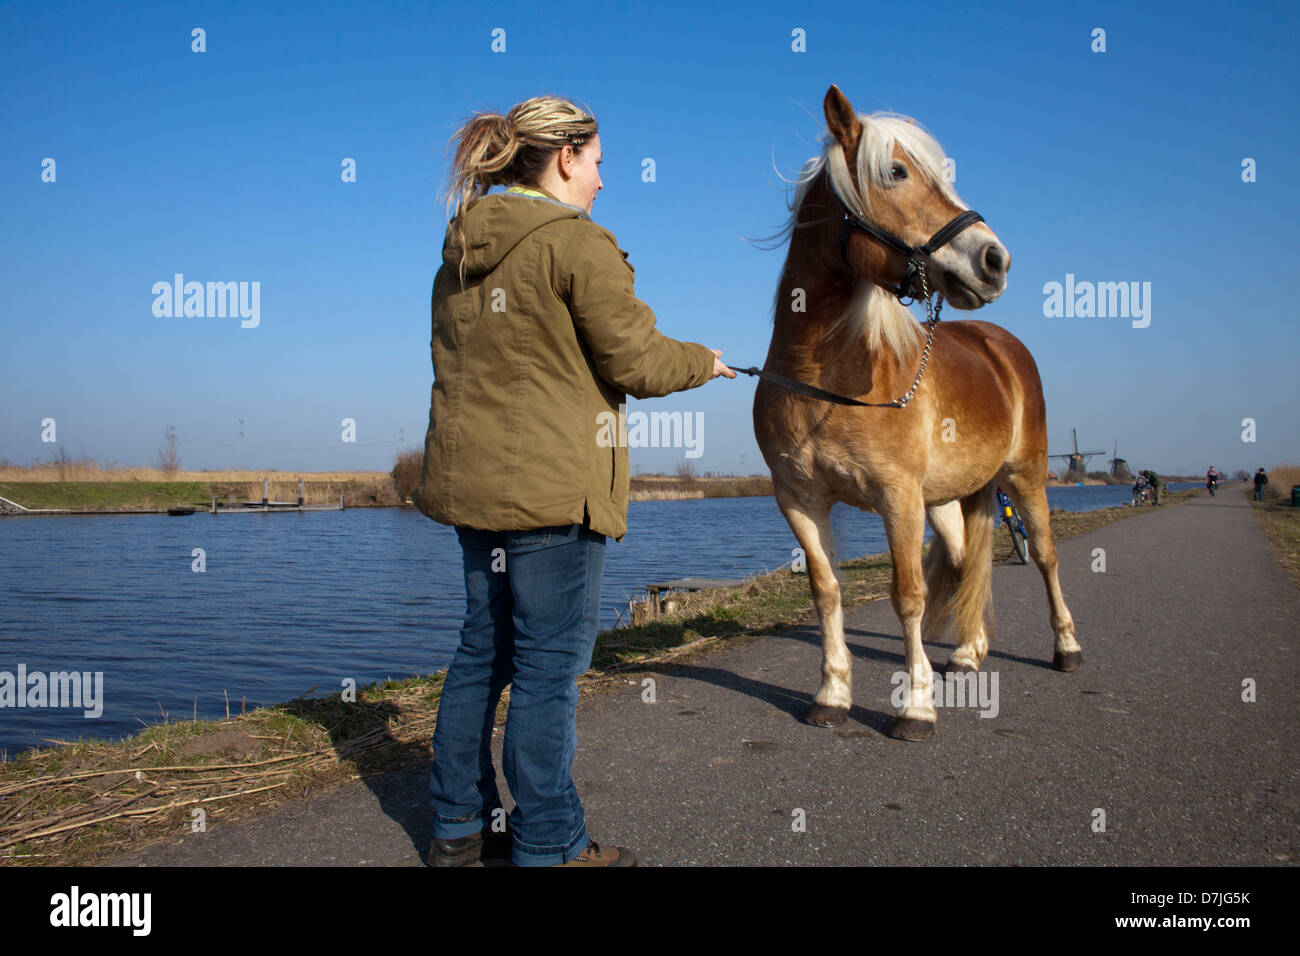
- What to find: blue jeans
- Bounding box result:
[429,522,606,866]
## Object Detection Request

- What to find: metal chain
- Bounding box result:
[890,259,943,408]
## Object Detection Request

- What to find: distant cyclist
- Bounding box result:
[1131,473,1150,506]
[1206,466,1221,496]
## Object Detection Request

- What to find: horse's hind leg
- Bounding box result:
[1003,476,1083,671]
[924,500,989,674]
[775,484,851,726]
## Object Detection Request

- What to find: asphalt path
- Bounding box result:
[105,492,1298,866]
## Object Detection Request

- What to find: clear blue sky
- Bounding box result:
[2,0,1296,478]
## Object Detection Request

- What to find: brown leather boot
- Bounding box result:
[556,840,636,867]
[426,825,513,867]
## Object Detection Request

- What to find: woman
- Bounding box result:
[413,94,734,867]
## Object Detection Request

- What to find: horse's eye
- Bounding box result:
[890,162,908,182]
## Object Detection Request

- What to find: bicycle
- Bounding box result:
[996,487,1029,564]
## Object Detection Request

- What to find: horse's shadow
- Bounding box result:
[775,621,1063,672]
[843,624,1062,671]
[654,658,894,734]
[645,616,1055,736]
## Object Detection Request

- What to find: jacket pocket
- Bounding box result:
[610,443,618,498]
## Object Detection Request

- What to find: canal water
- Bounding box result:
[0,482,1201,754]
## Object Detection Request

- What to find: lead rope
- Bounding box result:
[887,259,943,409]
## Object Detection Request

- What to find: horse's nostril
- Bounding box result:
[983,244,1007,280]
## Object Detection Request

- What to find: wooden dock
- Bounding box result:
[209,479,342,513]
[630,576,743,625]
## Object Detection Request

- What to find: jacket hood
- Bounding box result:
[443,185,588,276]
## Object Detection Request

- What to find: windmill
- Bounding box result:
[1051,429,1106,479]
[1108,441,1132,480]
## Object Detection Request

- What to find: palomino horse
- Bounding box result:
[753,85,1083,741]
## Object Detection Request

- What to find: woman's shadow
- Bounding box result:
[278,685,448,866]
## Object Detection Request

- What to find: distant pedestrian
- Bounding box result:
[1254,468,1269,502]
[1140,469,1163,506]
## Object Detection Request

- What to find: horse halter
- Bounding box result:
[833,188,985,303]
[730,170,991,411]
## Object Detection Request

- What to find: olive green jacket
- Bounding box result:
[412,184,715,541]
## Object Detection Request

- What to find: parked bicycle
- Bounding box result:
[996,486,1029,564]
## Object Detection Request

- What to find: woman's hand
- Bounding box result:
[709,348,736,380]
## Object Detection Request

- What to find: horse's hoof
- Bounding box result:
[945,661,979,676]
[806,703,849,727]
[888,717,935,741]
[1053,650,1084,672]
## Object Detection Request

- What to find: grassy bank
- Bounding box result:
[0,455,775,511]
[0,474,400,513]
[1,481,216,512]
[1248,463,1300,589]
[0,476,774,512]
[630,475,772,500]
[0,489,1196,865]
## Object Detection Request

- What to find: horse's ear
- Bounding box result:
[824,85,861,149]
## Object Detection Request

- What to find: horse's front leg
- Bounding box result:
[881,490,936,740]
[775,485,850,726]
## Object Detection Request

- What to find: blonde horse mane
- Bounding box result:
[768,112,965,367]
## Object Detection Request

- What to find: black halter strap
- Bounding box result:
[729,180,990,410]
[835,191,985,301]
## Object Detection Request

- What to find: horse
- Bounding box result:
[752,84,1083,742]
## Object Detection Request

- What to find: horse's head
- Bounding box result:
[822,84,1008,310]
